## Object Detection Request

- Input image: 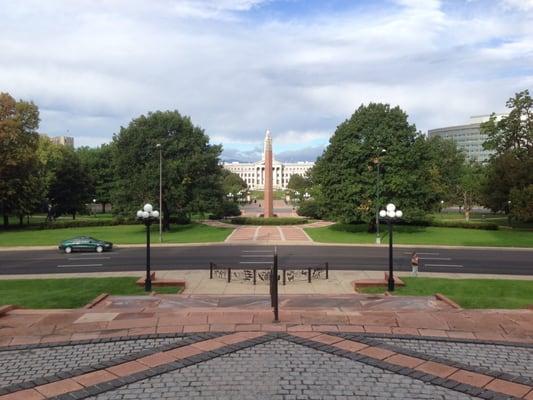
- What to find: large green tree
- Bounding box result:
[111,110,223,228]
[287,174,310,194]
[77,144,114,212]
[312,103,437,229]
[221,170,247,197]
[481,90,533,221]
[46,145,93,219]
[0,92,41,227]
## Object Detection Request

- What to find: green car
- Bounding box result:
[58,236,113,253]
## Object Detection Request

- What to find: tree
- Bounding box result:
[77,144,114,212]
[287,174,310,193]
[481,90,533,221]
[221,170,247,197]
[312,103,437,229]
[47,146,93,219]
[112,110,223,228]
[483,90,532,155]
[459,161,486,221]
[424,135,466,206]
[0,92,41,228]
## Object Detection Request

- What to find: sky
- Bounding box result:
[1,0,532,162]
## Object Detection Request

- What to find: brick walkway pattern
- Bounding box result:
[225,226,311,242]
[1,332,532,400]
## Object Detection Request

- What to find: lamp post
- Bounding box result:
[92,198,96,216]
[379,203,402,291]
[156,144,162,243]
[303,192,310,201]
[440,200,444,213]
[375,149,386,244]
[227,192,234,202]
[136,204,159,292]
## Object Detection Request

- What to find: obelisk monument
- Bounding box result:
[263,129,274,217]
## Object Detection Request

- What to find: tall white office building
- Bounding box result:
[428,115,505,162]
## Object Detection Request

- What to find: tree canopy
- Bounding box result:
[311,103,441,227]
[111,110,224,227]
[481,90,533,221]
[0,92,41,226]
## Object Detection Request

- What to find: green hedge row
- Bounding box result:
[229,217,308,225]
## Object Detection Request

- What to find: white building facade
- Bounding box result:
[428,115,504,163]
[223,159,314,190]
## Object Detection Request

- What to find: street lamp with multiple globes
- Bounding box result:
[303,192,310,200]
[136,204,159,292]
[379,203,403,291]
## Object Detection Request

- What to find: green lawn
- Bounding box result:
[0,223,233,246]
[431,211,533,229]
[358,277,533,309]
[0,277,181,309]
[305,224,533,247]
[7,213,114,226]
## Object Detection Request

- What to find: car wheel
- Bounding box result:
[65,246,72,254]
[96,245,103,253]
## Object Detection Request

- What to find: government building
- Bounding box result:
[428,115,504,163]
[223,132,314,190]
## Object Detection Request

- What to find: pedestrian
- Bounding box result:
[411,251,419,277]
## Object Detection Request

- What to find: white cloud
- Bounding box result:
[0,0,531,160]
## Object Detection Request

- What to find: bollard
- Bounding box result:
[253,269,256,285]
[325,262,329,279]
[283,269,286,286]
[308,267,311,283]
[209,262,213,279]
[272,252,279,322]
[228,268,231,283]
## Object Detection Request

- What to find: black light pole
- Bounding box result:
[379,203,402,292]
[137,204,159,292]
[375,149,386,244]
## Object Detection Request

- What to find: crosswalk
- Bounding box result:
[57,252,111,268]
[403,251,463,269]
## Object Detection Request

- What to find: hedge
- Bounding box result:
[229,217,308,225]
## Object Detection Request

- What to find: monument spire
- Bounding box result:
[263,129,274,218]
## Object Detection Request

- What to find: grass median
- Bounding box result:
[0,223,233,247]
[305,224,533,247]
[0,277,182,309]
[358,277,533,309]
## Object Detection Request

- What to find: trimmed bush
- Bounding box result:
[229,217,308,225]
[297,200,322,219]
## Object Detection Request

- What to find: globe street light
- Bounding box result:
[227,192,234,201]
[379,203,403,291]
[303,192,310,200]
[136,203,159,292]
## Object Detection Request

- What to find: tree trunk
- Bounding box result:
[19,215,23,226]
[72,212,76,220]
[367,218,377,233]
[163,201,170,231]
[463,192,470,222]
[3,214,8,228]
[102,203,106,213]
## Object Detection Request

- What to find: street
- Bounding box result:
[0,244,531,275]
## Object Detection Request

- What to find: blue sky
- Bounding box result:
[1,0,532,162]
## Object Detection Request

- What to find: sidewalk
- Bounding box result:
[1,274,532,399]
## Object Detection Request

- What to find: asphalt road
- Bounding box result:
[0,244,531,276]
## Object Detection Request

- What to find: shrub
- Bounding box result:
[297,200,322,219]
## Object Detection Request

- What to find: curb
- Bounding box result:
[83,293,109,309]
[435,293,462,309]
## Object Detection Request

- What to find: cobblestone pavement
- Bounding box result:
[376,337,533,379]
[88,340,478,400]
[0,337,183,387]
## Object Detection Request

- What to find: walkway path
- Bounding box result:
[225,225,311,243]
[1,304,532,399]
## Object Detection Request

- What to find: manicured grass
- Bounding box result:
[6,213,114,226]
[357,277,533,309]
[304,224,533,247]
[431,211,533,229]
[0,278,181,309]
[0,223,233,246]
